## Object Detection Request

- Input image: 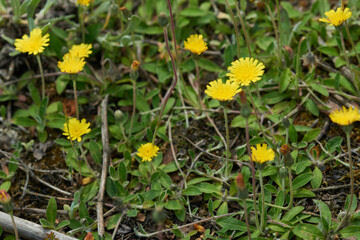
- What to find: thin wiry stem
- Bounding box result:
[152,27,178,143]
[224,0,241,58]
[245,117,259,229]
[235,1,251,57]
[36,55,45,99]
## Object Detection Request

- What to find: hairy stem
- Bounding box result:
[259,168,265,233]
[36,55,45,99]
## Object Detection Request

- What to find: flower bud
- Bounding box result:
[235,173,248,200]
[131,60,140,71]
[0,190,13,213]
[158,13,169,27]
[0,190,11,204]
[280,144,291,155]
[84,232,94,240]
[114,110,123,120]
[236,173,245,190]
[282,118,290,128]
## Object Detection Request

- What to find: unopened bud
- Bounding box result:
[84,232,94,240]
[282,118,290,128]
[131,60,140,71]
[236,173,245,190]
[0,190,11,204]
[280,144,291,155]
[114,110,124,120]
[158,13,168,27]
[235,173,248,200]
[0,190,12,213]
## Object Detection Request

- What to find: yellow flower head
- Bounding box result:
[184,34,208,55]
[58,53,86,74]
[63,118,91,142]
[329,106,360,126]
[205,79,242,101]
[319,8,352,26]
[251,144,275,164]
[69,44,92,58]
[137,143,160,162]
[227,58,265,86]
[14,28,49,55]
[77,0,92,6]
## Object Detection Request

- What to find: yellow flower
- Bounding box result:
[77,0,92,6]
[184,34,208,55]
[205,79,242,101]
[137,143,160,162]
[69,44,92,58]
[227,58,265,86]
[319,8,352,26]
[63,118,91,142]
[251,144,275,164]
[14,28,49,55]
[329,106,360,126]
[58,53,86,74]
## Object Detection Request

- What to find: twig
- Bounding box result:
[0,211,77,240]
[97,95,110,237]
[312,184,352,192]
[135,211,241,237]
[112,211,126,240]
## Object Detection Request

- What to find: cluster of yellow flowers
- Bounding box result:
[58,43,92,74]
[77,0,92,7]
[184,34,265,102]
[319,7,352,26]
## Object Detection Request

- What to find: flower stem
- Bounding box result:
[265,1,281,64]
[152,27,178,143]
[259,168,265,233]
[344,23,360,65]
[10,213,19,240]
[336,128,354,232]
[235,0,251,57]
[36,55,45,99]
[339,29,359,92]
[245,117,259,229]
[129,78,136,140]
[72,75,79,119]
[78,6,85,42]
[223,105,230,178]
[242,200,251,240]
[224,0,241,58]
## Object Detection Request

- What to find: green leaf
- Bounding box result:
[310,83,329,97]
[165,200,183,210]
[217,202,228,215]
[302,128,321,142]
[55,75,70,95]
[196,58,223,73]
[46,198,57,228]
[340,224,360,238]
[289,124,298,143]
[311,167,323,189]
[292,224,323,239]
[0,181,11,191]
[216,217,253,232]
[305,99,319,117]
[325,136,343,153]
[293,188,316,198]
[279,68,292,92]
[281,2,301,18]
[313,200,331,231]
[196,182,221,194]
[86,141,102,165]
[292,173,313,189]
[282,206,304,222]
[180,8,207,17]
[183,186,202,196]
[318,46,338,57]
